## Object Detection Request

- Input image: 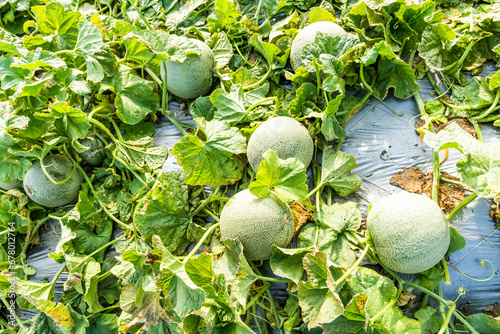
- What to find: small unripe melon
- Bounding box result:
[290,21,346,71]
[220,189,295,261]
[367,193,450,274]
[165,38,215,100]
[79,137,105,166]
[247,116,314,173]
[23,155,83,208]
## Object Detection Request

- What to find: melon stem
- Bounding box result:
[182,222,220,264]
[334,243,371,286]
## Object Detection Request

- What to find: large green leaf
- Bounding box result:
[423,123,500,197]
[114,137,168,173]
[298,202,361,268]
[213,239,258,311]
[134,171,201,254]
[320,148,361,197]
[48,102,90,140]
[347,267,421,333]
[297,281,344,329]
[270,246,315,285]
[210,84,247,124]
[99,66,159,125]
[170,119,246,186]
[249,149,308,203]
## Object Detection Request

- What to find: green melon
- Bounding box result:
[290,21,346,71]
[79,137,105,166]
[366,192,450,274]
[247,116,314,173]
[0,180,20,190]
[23,155,83,208]
[220,189,295,261]
[165,38,215,100]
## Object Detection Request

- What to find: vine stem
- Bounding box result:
[243,65,272,91]
[127,0,152,29]
[468,118,484,143]
[72,235,124,272]
[251,303,264,334]
[370,280,403,322]
[446,192,478,221]
[437,284,450,334]
[251,263,285,334]
[335,243,371,286]
[182,223,220,264]
[1,297,25,329]
[371,251,480,334]
[245,97,279,117]
[62,144,131,230]
[471,90,500,121]
[441,258,451,286]
[246,283,271,310]
[49,264,67,285]
[304,182,324,201]
[432,148,440,205]
[39,155,78,186]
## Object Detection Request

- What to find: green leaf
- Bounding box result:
[87,314,119,334]
[423,122,500,197]
[185,252,215,287]
[52,67,91,97]
[347,267,421,333]
[210,84,246,124]
[21,296,76,333]
[270,246,315,285]
[447,226,466,255]
[0,55,29,90]
[134,171,199,254]
[17,49,66,72]
[344,294,369,322]
[213,238,257,311]
[298,202,361,268]
[47,102,90,140]
[490,70,500,90]
[122,35,152,64]
[415,306,441,334]
[99,66,159,125]
[419,24,462,72]
[83,260,104,313]
[320,148,362,197]
[211,32,233,69]
[138,30,202,63]
[297,280,344,329]
[170,119,246,186]
[464,313,500,333]
[75,20,104,55]
[0,157,31,182]
[309,7,336,24]
[31,2,81,37]
[114,137,168,173]
[322,316,366,333]
[289,82,317,116]
[249,149,308,203]
[250,33,282,66]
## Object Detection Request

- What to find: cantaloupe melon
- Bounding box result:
[366,192,450,274]
[23,155,83,208]
[79,137,105,166]
[220,189,295,261]
[247,116,314,173]
[165,38,215,100]
[290,21,346,71]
